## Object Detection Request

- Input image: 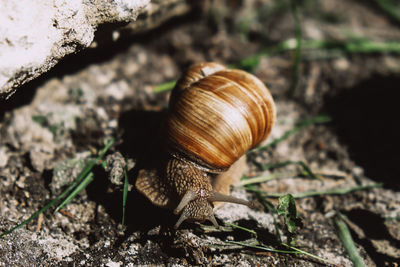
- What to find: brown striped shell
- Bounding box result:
[165,62,276,171]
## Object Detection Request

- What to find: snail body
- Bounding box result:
[135,62,276,228]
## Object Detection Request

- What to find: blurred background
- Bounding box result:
[1,0,400,266]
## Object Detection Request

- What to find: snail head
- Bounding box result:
[173,188,254,229]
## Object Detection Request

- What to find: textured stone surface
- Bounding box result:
[0,0,149,99]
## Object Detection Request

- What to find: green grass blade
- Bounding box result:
[281,243,340,266]
[244,184,283,242]
[153,80,176,93]
[247,183,383,199]
[225,222,257,236]
[296,161,318,179]
[225,240,300,254]
[239,172,284,186]
[98,138,115,158]
[302,38,400,54]
[232,56,261,72]
[384,215,400,221]
[153,37,400,94]
[374,0,400,22]
[224,235,339,265]
[121,167,129,228]
[237,37,400,72]
[289,0,302,95]
[0,138,114,238]
[333,213,365,267]
[53,138,115,212]
[260,160,319,179]
[0,191,71,238]
[54,172,94,212]
[251,114,331,152]
[55,138,115,204]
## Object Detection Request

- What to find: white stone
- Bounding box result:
[0,0,149,99]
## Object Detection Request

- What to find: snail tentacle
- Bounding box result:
[209,191,254,208]
[208,215,219,228]
[173,190,197,215]
[173,189,253,228]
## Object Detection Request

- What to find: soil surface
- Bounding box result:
[1,0,400,266]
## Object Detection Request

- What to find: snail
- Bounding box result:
[135,62,276,229]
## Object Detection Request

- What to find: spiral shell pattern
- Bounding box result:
[165,62,276,170]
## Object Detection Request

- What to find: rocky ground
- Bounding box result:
[1,0,400,266]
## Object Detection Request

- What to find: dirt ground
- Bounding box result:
[1,0,400,266]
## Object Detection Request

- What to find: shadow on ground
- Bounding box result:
[343,209,400,266]
[326,74,400,190]
[85,108,182,233]
[84,108,176,233]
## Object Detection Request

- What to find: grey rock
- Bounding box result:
[0,0,149,99]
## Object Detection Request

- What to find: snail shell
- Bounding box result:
[165,62,275,171]
[135,62,276,228]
